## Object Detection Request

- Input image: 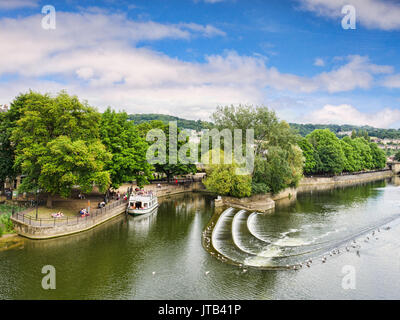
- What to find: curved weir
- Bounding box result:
[206,206,400,270]
[210,208,252,265]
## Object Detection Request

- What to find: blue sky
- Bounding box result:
[1,0,400,128]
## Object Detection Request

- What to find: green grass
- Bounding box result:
[24,206,79,219]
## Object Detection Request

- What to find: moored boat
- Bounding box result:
[126,190,158,215]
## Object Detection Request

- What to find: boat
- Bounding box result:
[126,190,158,215]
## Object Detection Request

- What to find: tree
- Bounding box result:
[352,137,373,170]
[38,136,111,198]
[211,105,303,194]
[137,120,197,182]
[306,129,346,175]
[0,112,15,190]
[340,137,357,172]
[369,142,386,169]
[212,105,298,155]
[0,96,25,190]
[100,108,154,189]
[298,138,320,175]
[395,150,400,162]
[11,91,110,207]
[203,150,252,198]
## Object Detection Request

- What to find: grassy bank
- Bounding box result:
[0,213,14,237]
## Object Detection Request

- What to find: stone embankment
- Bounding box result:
[10,182,207,240]
[219,169,394,213]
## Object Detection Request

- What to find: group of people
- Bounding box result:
[97,201,106,208]
[79,208,89,217]
[109,191,121,201]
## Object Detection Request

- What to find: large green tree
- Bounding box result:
[298,137,320,175]
[203,149,252,198]
[305,129,346,175]
[11,91,111,207]
[210,105,303,194]
[0,112,15,190]
[369,141,386,169]
[137,120,197,182]
[0,97,26,190]
[100,108,154,188]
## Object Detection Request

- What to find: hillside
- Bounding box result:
[128,113,211,131]
[129,113,400,139]
[289,123,400,139]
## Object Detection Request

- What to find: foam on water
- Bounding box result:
[258,245,282,258]
[274,237,310,247]
[244,255,274,267]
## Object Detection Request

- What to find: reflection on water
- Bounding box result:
[1,179,400,299]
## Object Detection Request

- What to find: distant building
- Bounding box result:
[0,104,8,112]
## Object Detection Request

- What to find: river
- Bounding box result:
[1,178,400,299]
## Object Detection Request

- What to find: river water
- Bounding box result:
[1,178,400,299]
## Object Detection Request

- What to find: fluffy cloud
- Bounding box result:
[297,0,400,31]
[382,74,400,89]
[0,11,396,121]
[0,0,38,10]
[314,58,325,67]
[264,55,393,93]
[305,104,400,128]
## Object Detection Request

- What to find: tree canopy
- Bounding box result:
[299,129,386,175]
[208,105,303,195]
[137,120,197,181]
[100,108,154,188]
[10,91,111,206]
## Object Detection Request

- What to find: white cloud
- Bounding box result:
[264,55,393,93]
[0,11,396,121]
[0,0,38,10]
[382,74,400,89]
[306,104,400,128]
[314,58,325,67]
[297,0,400,31]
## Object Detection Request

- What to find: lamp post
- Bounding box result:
[35,188,39,220]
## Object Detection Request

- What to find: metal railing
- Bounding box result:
[11,198,127,227]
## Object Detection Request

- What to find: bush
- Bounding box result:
[251,182,270,195]
[0,213,13,234]
[203,162,252,198]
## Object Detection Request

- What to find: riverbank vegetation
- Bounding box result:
[204,105,303,196]
[0,91,197,208]
[299,129,386,175]
[0,91,389,205]
[203,105,387,198]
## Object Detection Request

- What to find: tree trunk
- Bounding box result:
[46,194,53,208]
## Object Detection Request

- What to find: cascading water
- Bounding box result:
[205,200,400,270]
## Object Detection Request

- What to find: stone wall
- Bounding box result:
[298,170,393,193]
[11,202,127,240]
[220,194,275,212]
[220,170,394,213]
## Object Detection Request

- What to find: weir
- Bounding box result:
[205,206,400,270]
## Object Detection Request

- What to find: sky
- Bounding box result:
[0,0,400,128]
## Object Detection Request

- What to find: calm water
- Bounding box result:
[1,179,400,299]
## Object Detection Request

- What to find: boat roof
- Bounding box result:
[129,194,155,202]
